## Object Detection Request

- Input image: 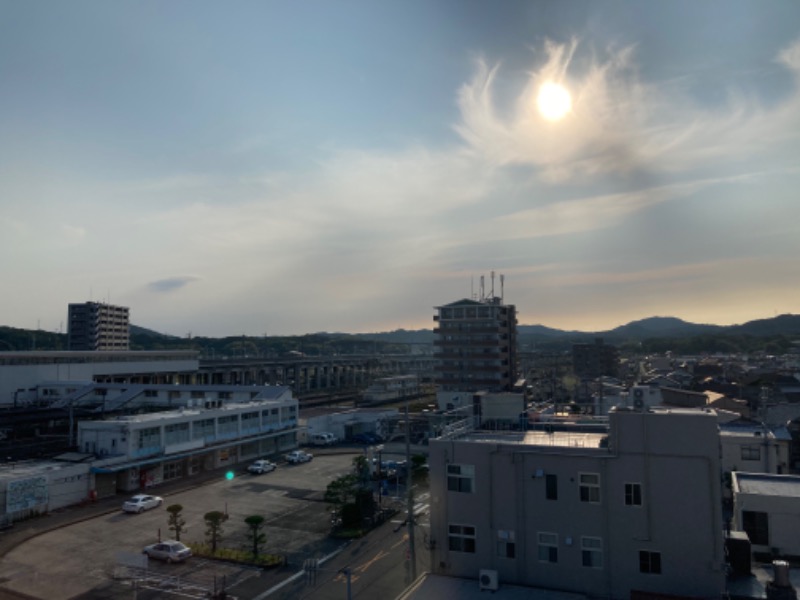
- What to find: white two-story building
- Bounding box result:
[79,388,298,496]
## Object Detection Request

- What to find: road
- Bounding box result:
[0,450,431,600]
[266,490,431,600]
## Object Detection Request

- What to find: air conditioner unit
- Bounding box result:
[479,569,498,591]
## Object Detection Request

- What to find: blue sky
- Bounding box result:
[2,1,799,336]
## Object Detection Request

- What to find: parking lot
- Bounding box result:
[0,452,362,600]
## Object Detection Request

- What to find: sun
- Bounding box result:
[537,82,572,121]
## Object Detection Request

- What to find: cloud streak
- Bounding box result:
[147,276,200,293]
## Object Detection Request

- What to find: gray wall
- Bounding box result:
[428,409,725,599]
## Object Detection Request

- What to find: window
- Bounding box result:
[448,524,476,553]
[741,446,761,461]
[545,474,558,500]
[137,427,160,449]
[163,461,183,480]
[579,473,601,503]
[193,418,215,440]
[218,415,239,436]
[165,422,190,445]
[581,537,603,568]
[742,510,769,545]
[625,483,642,506]
[537,532,558,563]
[497,530,515,558]
[639,551,661,574]
[447,464,475,493]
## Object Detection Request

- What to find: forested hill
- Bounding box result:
[1,314,799,355]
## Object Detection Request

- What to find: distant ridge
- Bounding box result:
[1,314,798,353]
[356,314,800,344]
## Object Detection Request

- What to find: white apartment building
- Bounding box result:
[719,422,792,490]
[427,408,725,599]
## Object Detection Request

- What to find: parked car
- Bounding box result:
[352,432,383,445]
[143,540,192,563]
[285,450,313,464]
[247,460,277,475]
[309,432,337,446]
[122,494,163,513]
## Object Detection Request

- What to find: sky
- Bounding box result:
[1,1,799,337]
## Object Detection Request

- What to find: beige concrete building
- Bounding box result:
[433,296,518,411]
[67,301,130,351]
[427,408,725,598]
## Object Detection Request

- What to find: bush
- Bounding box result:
[187,542,283,568]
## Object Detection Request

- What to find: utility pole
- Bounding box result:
[405,398,417,582]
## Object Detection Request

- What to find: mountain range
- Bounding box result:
[352,314,800,348]
[2,314,799,354]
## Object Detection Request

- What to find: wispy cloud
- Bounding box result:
[147,276,200,293]
[454,39,800,181]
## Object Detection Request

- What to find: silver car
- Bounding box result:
[122,494,163,513]
[143,540,192,563]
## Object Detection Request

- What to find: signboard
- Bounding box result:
[7,476,48,513]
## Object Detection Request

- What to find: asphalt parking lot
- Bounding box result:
[0,452,361,600]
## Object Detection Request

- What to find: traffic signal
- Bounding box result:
[225,470,234,481]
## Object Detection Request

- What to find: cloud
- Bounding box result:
[60,224,86,243]
[147,276,200,293]
[454,39,800,181]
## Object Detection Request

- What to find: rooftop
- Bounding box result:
[734,472,800,498]
[446,428,608,450]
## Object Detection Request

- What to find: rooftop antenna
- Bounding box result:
[480,275,485,301]
[490,270,496,299]
[500,274,505,303]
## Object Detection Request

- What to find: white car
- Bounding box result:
[247,460,277,474]
[285,450,313,464]
[143,540,192,563]
[122,494,163,513]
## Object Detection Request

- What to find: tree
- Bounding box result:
[244,515,266,559]
[324,473,361,508]
[204,510,228,553]
[166,504,187,541]
[352,455,371,487]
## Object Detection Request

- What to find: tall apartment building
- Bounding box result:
[433,296,518,405]
[427,407,725,598]
[572,337,620,379]
[68,302,130,351]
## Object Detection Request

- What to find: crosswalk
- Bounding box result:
[390,491,430,525]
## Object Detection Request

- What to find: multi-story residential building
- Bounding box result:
[433,296,517,410]
[572,338,620,379]
[67,302,130,351]
[427,407,726,598]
